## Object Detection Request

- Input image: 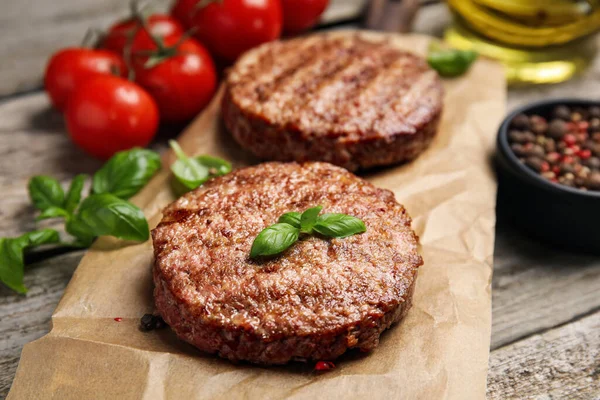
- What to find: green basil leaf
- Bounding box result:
[36,206,70,221]
[427,49,477,78]
[65,217,95,247]
[75,193,149,242]
[24,229,61,247]
[169,140,209,190]
[92,149,161,199]
[250,223,299,258]
[300,205,322,234]
[0,238,28,294]
[196,155,232,176]
[0,229,60,294]
[28,176,65,211]
[64,174,87,213]
[278,212,301,228]
[314,213,366,238]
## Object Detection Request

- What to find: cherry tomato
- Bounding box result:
[171,0,282,62]
[134,39,217,122]
[101,14,184,56]
[171,0,196,28]
[44,48,126,111]
[281,0,329,35]
[65,75,159,159]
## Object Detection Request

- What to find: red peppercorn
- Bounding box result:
[578,149,592,160]
[540,161,550,172]
[563,134,577,145]
[562,155,574,164]
[315,361,336,371]
[546,152,561,163]
[550,178,559,183]
[579,121,589,132]
[114,317,123,322]
[552,166,561,174]
[569,144,581,153]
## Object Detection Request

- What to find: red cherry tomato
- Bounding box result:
[65,75,159,159]
[171,0,196,28]
[281,0,329,35]
[44,48,126,111]
[172,0,282,62]
[134,39,217,122]
[101,14,184,56]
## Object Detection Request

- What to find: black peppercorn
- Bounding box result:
[547,119,567,139]
[511,113,530,130]
[553,105,571,120]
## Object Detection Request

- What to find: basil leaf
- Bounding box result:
[64,174,87,213]
[28,176,65,211]
[196,155,232,176]
[314,213,366,238]
[250,223,299,258]
[278,212,301,228]
[427,49,477,78]
[300,205,322,234]
[65,218,95,247]
[25,229,61,247]
[0,229,60,294]
[92,149,161,199]
[36,206,70,221]
[74,193,149,242]
[169,140,209,190]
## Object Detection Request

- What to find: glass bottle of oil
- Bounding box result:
[445,0,600,85]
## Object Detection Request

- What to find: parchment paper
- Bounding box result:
[8,33,505,400]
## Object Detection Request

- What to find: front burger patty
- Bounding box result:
[152,162,422,364]
[222,32,443,171]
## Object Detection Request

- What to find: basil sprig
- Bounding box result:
[1,148,161,294]
[169,140,231,194]
[427,45,477,78]
[0,229,60,294]
[250,206,366,259]
[92,149,161,199]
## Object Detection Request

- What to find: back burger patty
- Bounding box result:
[222,32,443,171]
[152,162,422,364]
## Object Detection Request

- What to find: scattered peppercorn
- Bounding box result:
[508,104,600,191]
[315,361,336,372]
[140,313,166,331]
[114,317,123,322]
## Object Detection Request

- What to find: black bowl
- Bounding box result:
[496,99,600,254]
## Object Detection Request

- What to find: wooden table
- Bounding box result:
[1,3,600,399]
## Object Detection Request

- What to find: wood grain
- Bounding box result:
[491,210,600,350]
[487,311,600,399]
[0,252,84,398]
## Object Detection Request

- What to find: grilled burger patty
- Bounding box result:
[222,32,443,171]
[152,162,422,364]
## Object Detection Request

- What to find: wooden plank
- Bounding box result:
[487,310,600,400]
[0,251,84,399]
[491,210,600,349]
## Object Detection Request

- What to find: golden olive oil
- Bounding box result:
[445,0,600,85]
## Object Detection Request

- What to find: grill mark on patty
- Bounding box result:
[256,41,373,123]
[275,39,397,127]
[233,36,323,86]
[250,38,349,103]
[339,57,431,139]
[296,42,405,136]
[372,70,441,136]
